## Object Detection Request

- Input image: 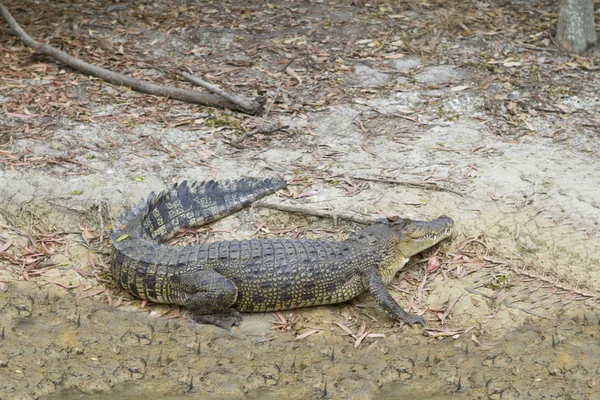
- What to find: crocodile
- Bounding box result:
[111,178,454,330]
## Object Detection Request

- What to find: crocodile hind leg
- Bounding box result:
[180,270,241,331]
[366,270,426,327]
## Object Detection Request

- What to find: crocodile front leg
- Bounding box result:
[366,270,425,327]
[180,270,241,331]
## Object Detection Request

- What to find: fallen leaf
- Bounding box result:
[6,112,38,120]
[334,322,357,338]
[361,143,375,155]
[450,85,471,92]
[384,53,405,59]
[80,288,105,299]
[285,67,302,85]
[553,103,571,113]
[354,330,372,348]
[296,329,320,340]
[115,234,130,242]
[427,256,440,272]
[0,239,13,253]
[87,250,96,269]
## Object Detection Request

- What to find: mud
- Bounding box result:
[1,0,600,398]
[1,281,599,400]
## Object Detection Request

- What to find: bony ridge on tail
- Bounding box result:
[111,177,454,331]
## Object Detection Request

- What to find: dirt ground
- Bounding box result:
[1,0,599,399]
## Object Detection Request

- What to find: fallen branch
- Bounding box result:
[350,175,465,196]
[0,4,264,115]
[180,71,260,114]
[253,201,373,225]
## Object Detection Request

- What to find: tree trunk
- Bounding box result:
[556,0,597,54]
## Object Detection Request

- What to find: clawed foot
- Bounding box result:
[399,313,426,328]
[192,309,243,332]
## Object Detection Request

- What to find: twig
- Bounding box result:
[533,107,567,114]
[98,201,104,244]
[516,42,559,53]
[253,201,373,225]
[263,58,295,124]
[510,267,599,300]
[350,175,465,196]
[180,71,258,114]
[0,4,264,115]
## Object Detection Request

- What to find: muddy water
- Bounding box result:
[1,280,598,400]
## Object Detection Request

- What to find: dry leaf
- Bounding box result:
[334,322,359,339]
[285,67,302,85]
[0,239,13,253]
[450,85,471,92]
[384,53,405,59]
[361,143,375,155]
[296,329,320,340]
[354,330,372,348]
[427,256,440,272]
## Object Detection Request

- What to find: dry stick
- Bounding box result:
[262,58,294,124]
[254,201,373,225]
[0,4,263,115]
[350,175,465,196]
[180,71,257,113]
[511,267,599,300]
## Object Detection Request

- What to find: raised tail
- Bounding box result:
[111,177,287,245]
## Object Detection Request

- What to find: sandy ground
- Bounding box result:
[1,0,599,398]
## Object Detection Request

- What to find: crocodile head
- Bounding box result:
[390,215,454,257]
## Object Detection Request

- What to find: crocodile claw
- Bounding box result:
[192,310,243,332]
[400,313,426,328]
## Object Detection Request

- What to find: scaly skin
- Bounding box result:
[111,178,454,330]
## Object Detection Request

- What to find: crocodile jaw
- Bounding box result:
[394,215,454,258]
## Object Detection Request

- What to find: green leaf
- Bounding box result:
[116,234,130,242]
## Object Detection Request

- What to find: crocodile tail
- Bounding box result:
[110,197,147,243]
[118,177,287,243]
